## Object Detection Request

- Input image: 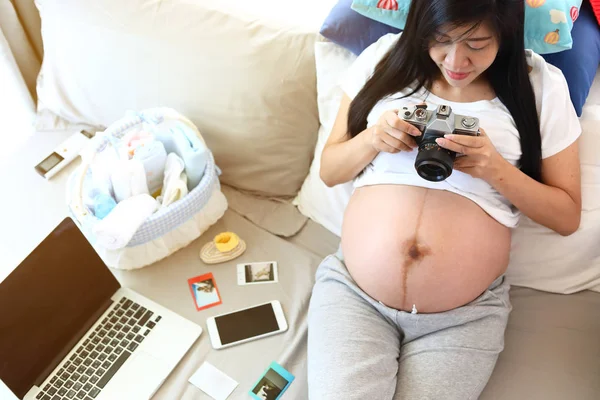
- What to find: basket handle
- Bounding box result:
[71,157,93,222]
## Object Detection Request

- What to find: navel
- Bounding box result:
[406,240,430,262]
[402,239,431,268]
[408,244,421,259]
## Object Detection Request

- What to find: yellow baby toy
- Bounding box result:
[200,232,246,264]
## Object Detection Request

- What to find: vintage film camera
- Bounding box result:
[400,104,480,182]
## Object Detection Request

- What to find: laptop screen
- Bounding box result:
[0,218,120,398]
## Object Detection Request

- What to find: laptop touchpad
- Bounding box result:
[99,351,170,400]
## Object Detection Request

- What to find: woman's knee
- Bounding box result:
[395,349,499,400]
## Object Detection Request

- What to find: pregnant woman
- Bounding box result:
[307,1,581,399]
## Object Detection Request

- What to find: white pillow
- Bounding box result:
[293,41,355,237]
[34,0,324,198]
[295,39,600,294]
[506,72,600,294]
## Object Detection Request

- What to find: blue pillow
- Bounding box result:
[350,0,583,55]
[320,0,400,56]
[543,0,600,116]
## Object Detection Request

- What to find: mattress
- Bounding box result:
[3,68,598,400]
[106,206,600,399]
[1,130,598,399]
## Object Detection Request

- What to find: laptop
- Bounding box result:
[0,217,203,400]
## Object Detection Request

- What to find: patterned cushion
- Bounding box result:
[350,0,584,54]
[543,0,600,116]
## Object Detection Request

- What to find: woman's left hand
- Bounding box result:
[435,127,505,182]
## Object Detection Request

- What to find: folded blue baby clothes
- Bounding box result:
[155,123,208,191]
[93,193,117,219]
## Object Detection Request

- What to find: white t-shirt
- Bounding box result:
[341,33,581,228]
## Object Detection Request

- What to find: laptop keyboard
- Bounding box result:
[35,296,162,400]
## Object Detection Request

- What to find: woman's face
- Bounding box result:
[428,22,499,89]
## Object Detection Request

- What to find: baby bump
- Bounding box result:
[341,185,511,313]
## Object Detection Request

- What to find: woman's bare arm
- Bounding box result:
[320,94,378,187]
[490,140,581,236]
[320,94,421,187]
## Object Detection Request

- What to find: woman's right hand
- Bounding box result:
[365,109,422,153]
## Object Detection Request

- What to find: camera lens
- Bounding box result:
[414,141,455,182]
[416,161,451,182]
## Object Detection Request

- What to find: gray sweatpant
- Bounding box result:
[307,250,512,400]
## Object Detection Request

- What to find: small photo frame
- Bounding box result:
[188,273,222,311]
[249,361,295,400]
[237,261,278,286]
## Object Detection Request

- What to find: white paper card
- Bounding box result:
[189,362,238,400]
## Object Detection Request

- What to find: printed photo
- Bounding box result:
[249,361,295,400]
[188,273,222,311]
[239,262,278,284]
[251,368,288,400]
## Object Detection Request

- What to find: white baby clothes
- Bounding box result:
[110,159,149,203]
[132,140,167,195]
[93,194,159,250]
[122,130,154,158]
[158,153,189,207]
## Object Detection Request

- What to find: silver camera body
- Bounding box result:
[400,104,480,182]
[401,104,480,138]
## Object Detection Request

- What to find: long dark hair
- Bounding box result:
[347,0,542,182]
